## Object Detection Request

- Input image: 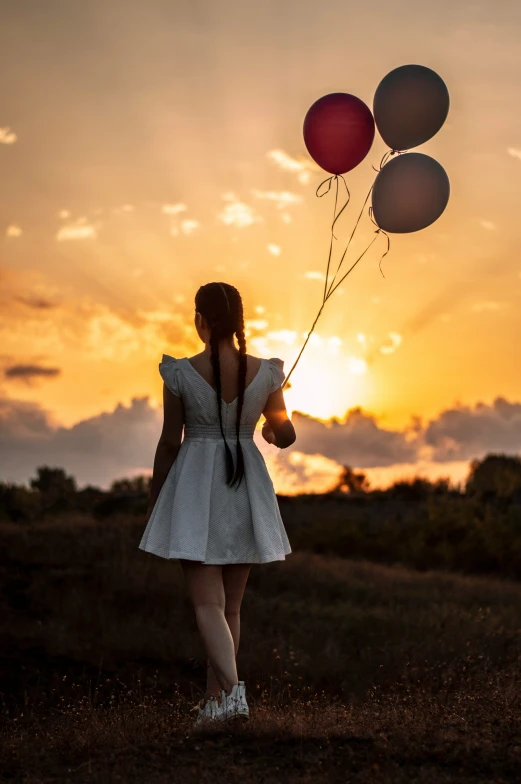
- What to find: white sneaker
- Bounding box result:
[219,681,250,722]
[193,695,221,726]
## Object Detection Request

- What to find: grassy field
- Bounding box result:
[1,514,521,782]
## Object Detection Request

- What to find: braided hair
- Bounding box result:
[194,282,247,490]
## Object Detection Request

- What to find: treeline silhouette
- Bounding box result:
[1,453,521,577]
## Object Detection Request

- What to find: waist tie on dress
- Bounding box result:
[184,424,256,441]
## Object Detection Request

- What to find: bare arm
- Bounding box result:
[145,383,184,521]
[261,387,296,449]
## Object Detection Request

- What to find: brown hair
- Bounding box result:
[194,282,247,489]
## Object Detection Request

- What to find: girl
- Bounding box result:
[139,282,296,726]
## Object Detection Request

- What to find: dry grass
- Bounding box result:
[1,515,521,782]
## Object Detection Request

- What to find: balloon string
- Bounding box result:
[282,300,326,390]
[325,234,379,301]
[282,147,402,388]
[324,183,374,299]
[316,174,351,303]
[368,206,391,278]
[325,147,403,296]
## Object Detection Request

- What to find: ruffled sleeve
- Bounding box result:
[267,357,286,394]
[159,354,182,398]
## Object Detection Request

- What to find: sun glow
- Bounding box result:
[282,354,371,420]
[347,357,367,376]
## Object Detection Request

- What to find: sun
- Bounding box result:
[281,353,370,420]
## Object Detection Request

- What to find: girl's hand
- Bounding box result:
[261,420,276,445]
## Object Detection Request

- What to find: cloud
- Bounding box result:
[379,332,403,355]
[251,189,303,210]
[245,319,269,333]
[58,209,70,219]
[424,397,521,461]
[179,219,200,235]
[471,301,505,312]
[285,408,419,468]
[479,219,497,231]
[266,329,298,345]
[15,295,57,309]
[263,450,341,495]
[6,225,22,238]
[266,149,320,184]
[304,271,325,280]
[3,390,521,490]
[56,223,97,241]
[267,243,281,256]
[0,395,160,489]
[0,127,17,144]
[507,147,521,161]
[113,204,135,214]
[162,203,187,215]
[4,364,61,383]
[217,193,262,228]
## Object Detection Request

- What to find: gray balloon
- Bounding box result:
[372,153,450,234]
[373,64,450,151]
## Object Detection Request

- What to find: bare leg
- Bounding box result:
[205,563,252,699]
[180,560,238,698]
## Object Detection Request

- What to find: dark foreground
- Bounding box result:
[1,516,521,782]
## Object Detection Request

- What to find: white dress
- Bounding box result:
[139,354,292,564]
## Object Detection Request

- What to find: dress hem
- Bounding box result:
[138,544,292,564]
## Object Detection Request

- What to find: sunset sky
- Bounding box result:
[2,0,521,494]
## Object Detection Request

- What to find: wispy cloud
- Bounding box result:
[179,219,200,235]
[379,332,403,355]
[113,204,135,214]
[245,319,269,333]
[267,243,281,256]
[217,192,262,228]
[266,149,320,184]
[304,271,325,280]
[58,209,70,220]
[507,147,521,161]
[479,219,497,231]
[4,364,61,383]
[6,225,22,238]
[56,222,97,241]
[266,329,298,345]
[471,301,505,312]
[251,189,303,209]
[15,295,57,309]
[162,203,187,215]
[0,127,17,144]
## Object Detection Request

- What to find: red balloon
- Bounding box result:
[303,93,375,175]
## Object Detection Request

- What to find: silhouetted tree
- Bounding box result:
[110,475,151,495]
[466,454,521,502]
[0,482,41,522]
[30,466,77,515]
[332,465,371,494]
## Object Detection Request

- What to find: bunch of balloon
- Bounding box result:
[281,65,450,390]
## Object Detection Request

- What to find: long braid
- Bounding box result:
[195,282,248,489]
[231,294,247,488]
[209,324,235,484]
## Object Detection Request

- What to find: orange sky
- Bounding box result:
[1,0,521,493]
